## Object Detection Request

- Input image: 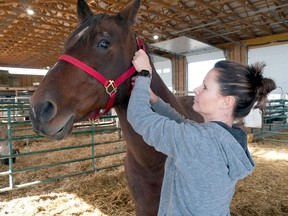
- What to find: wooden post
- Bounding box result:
[223,43,248,64]
[171,55,187,97]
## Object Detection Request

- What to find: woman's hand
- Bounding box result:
[132,49,158,104]
[132,49,152,74]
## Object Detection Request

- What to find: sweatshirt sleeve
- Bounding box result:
[127,77,202,158]
[151,98,190,124]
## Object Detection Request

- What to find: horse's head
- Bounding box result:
[30,0,141,139]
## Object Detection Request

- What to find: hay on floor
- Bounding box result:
[0,132,288,215]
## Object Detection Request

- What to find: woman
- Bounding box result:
[127,49,276,216]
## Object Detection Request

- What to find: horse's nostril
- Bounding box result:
[41,101,56,121]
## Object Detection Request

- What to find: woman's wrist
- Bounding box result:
[138,70,152,79]
[149,89,159,104]
[150,96,159,105]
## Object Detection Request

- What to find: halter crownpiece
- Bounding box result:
[58,37,146,120]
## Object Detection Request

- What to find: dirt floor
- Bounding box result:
[0,131,288,216]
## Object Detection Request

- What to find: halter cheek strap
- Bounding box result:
[58,37,146,120]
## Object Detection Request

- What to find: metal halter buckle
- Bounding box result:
[105,80,117,96]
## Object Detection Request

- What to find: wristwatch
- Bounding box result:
[138,70,152,79]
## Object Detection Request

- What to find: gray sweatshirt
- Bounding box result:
[127,77,255,216]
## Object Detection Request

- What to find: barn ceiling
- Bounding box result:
[0,0,287,69]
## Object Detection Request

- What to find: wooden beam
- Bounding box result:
[242,33,288,46]
[217,32,288,49]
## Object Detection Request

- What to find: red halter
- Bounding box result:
[58,37,146,120]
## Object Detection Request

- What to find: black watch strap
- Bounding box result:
[138,70,152,78]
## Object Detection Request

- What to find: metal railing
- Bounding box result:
[252,99,288,142]
[0,103,125,192]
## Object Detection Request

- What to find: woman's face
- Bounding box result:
[193,68,224,121]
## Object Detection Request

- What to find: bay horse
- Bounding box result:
[29,0,203,215]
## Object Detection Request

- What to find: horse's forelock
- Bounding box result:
[64,14,108,50]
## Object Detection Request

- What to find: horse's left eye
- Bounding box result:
[97,40,110,49]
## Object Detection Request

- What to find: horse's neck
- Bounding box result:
[151,72,183,113]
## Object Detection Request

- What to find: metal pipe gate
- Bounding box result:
[252,99,288,142]
[0,103,125,192]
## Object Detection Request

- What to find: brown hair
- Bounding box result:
[214,60,276,118]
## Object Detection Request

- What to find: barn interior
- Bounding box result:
[0,1,287,216]
[0,0,287,87]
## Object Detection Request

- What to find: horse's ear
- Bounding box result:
[77,0,93,23]
[118,0,141,27]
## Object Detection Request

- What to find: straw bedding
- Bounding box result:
[0,133,287,216]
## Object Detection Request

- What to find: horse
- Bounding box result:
[29,0,203,215]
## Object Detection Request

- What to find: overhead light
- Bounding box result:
[0,67,47,75]
[153,35,159,40]
[26,8,35,15]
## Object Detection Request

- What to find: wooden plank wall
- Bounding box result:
[15,74,43,87]
[0,71,43,87]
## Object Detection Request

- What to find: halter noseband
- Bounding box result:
[58,37,146,120]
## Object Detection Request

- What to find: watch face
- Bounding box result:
[139,70,151,77]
